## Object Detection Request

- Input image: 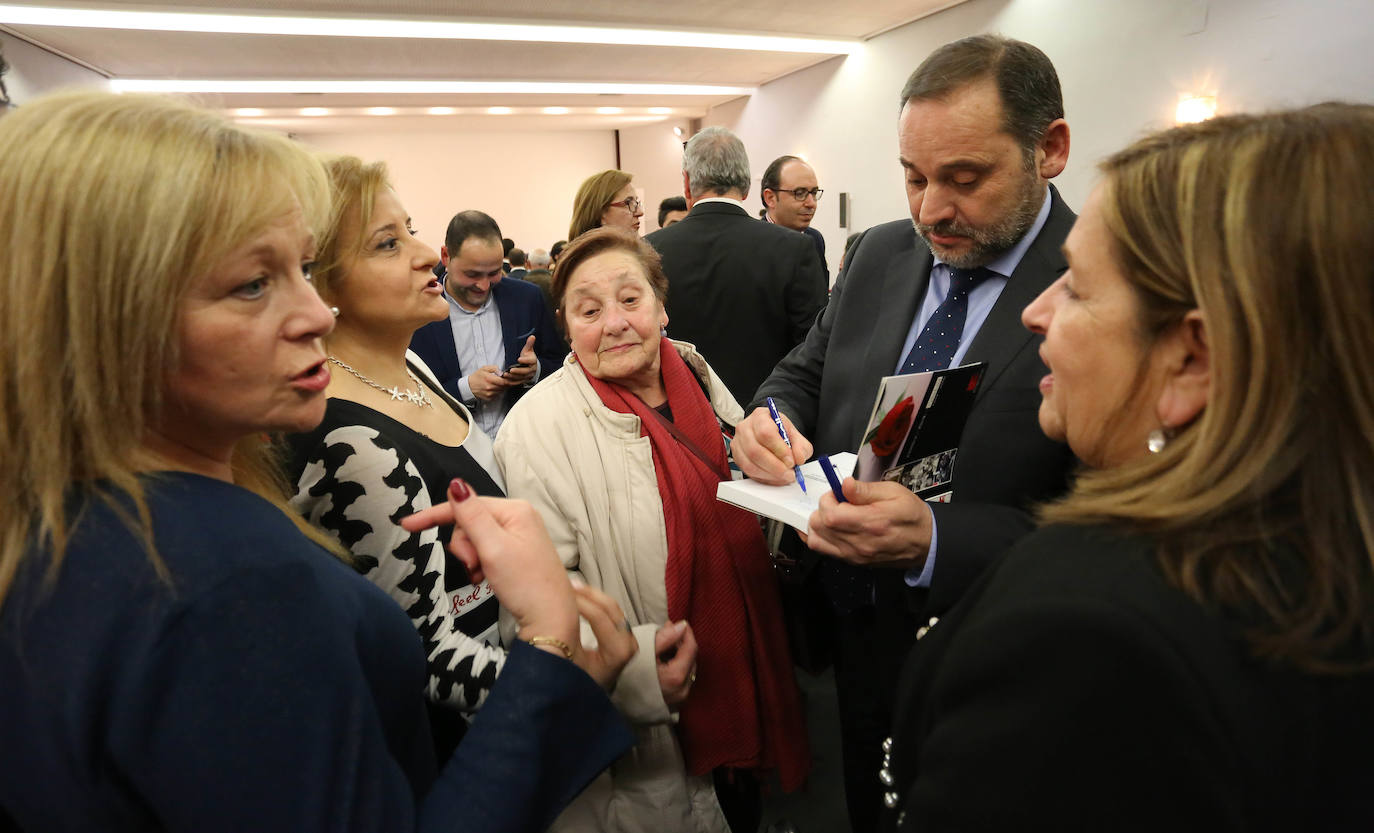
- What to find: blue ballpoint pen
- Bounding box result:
[766,397,806,494]
[818,455,847,503]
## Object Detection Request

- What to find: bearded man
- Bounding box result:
[730,34,1079,833]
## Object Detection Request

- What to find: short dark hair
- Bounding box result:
[552,227,668,335]
[760,155,801,207]
[900,34,1064,162]
[502,237,515,256]
[509,247,526,267]
[445,210,503,254]
[550,240,567,261]
[657,196,687,227]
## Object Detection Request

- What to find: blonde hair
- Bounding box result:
[568,169,632,240]
[310,154,391,305]
[0,90,341,609]
[1041,103,1374,672]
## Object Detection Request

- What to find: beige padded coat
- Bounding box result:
[494,341,743,833]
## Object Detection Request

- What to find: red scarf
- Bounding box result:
[579,341,809,790]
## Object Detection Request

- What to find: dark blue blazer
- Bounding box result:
[409,276,565,406]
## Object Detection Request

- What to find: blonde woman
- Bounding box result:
[286,156,509,757]
[876,104,1374,830]
[569,169,643,240]
[0,90,635,832]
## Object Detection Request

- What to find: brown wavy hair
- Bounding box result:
[568,169,633,241]
[1040,103,1374,673]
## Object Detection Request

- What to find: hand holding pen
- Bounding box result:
[728,401,814,486]
[766,397,807,494]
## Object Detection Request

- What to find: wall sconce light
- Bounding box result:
[673,126,684,137]
[1176,94,1217,124]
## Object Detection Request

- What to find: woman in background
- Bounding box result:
[0,89,635,833]
[569,169,644,240]
[286,156,508,758]
[872,104,1374,831]
[497,228,809,833]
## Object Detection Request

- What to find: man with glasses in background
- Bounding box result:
[646,127,828,405]
[762,155,828,283]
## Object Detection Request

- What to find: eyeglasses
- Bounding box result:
[609,196,642,213]
[776,187,823,201]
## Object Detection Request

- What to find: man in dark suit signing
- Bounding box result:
[731,35,1079,832]
[410,210,563,438]
[645,127,827,405]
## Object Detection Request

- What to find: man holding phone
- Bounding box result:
[410,210,564,437]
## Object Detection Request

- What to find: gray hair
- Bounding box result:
[682,126,751,198]
[529,248,552,268]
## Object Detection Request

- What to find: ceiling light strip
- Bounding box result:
[0,6,860,54]
[109,79,754,96]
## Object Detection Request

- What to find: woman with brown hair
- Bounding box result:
[874,103,1374,831]
[496,227,809,832]
[569,169,644,240]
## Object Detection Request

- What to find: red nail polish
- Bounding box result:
[448,478,472,502]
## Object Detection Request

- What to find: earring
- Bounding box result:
[1146,428,1168,454]
[330,306,340,319]
[660,325,668,338]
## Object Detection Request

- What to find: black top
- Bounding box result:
[0,474,634,832]
[883,523,1374,832]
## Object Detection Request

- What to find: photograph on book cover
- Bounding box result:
[885,447,958,493]
[854,373,934,482]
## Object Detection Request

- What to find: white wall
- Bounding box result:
[0,31,107,105]
[302,129,617,258]
[618,119,694,232]
[706,0,1374,277]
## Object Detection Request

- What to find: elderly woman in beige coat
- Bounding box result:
[495,228,808,833]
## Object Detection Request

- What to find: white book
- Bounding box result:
[715,453,857,534]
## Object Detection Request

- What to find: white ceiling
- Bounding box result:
[0,0,967,132]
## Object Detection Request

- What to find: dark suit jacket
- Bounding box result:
[882,524,1374,832]
[753,185,1078,618]
[409,276,565,409]
[646,200,828,404]
[802,225,829,284]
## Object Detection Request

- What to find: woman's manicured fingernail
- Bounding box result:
[448,478,472,502]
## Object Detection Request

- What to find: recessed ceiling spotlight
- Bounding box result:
[428,106,457,115]
[233,107,265,117]
[596,106,623,115]
[366,106,397,116]
[0,7,860,54]
[300,107,330,116]
[487,106,513,115]
[543,107,570,115]
[109,80,752,96]
[649,107,673,115]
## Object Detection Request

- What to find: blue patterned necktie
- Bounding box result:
[899,266,991,373]
[819,266,991,613]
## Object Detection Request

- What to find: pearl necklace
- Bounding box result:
[327,356,434,408]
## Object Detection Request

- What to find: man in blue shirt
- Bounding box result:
[732,35,1079,832]
[410,211,563,438]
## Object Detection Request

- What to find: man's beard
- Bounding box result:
[914,173,1044,269]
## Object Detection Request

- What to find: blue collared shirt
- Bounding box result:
[447,291,521,437]
[904,187,1052,588]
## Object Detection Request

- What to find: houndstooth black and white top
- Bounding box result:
[286,356,508,725]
